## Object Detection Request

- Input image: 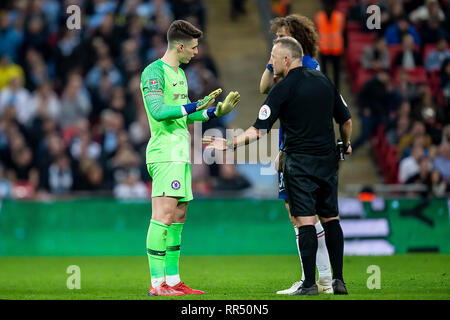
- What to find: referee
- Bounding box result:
[203,36,352,295]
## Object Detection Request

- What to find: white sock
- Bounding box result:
[165,275,181,287]
[294,226,305,281]
[151,277,164,288]
[315,221,332,280]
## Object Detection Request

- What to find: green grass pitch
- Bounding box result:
[0,254,448,300]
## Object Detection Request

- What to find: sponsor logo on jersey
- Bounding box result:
[258,105,271,120]
[171,180,181,190]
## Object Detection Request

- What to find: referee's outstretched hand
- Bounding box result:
[202,136,228,151]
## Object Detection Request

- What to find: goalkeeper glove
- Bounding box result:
[183,88,222,114]
[214,91,240,117]
[196,88,222,111]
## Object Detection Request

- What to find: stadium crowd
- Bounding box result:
[338,0,450,197]
[0,0,250,200]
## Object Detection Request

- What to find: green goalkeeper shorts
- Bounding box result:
[147,162,193,202]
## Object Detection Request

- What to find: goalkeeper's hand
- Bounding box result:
[196,88,222,111]
[214,91,240,117]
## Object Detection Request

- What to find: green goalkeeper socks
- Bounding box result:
[147,219,169,286]
[165,222,184,286]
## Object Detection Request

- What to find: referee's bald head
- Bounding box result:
[273,36,303,60]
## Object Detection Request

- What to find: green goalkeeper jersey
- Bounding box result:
[140,59,191,164]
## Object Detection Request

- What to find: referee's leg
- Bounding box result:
[291,215,318,290]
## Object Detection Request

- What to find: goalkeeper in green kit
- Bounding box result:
[141,20,240,296]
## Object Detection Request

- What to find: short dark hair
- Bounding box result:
[167,20,203,44]
[273,36,303,60]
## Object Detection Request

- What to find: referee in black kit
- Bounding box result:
[203,36,352,295]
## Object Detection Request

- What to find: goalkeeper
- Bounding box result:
[140,20,240,296]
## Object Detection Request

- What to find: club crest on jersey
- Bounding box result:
[171,180,181,190]
[258,105,271,120]
[149,79,159,91]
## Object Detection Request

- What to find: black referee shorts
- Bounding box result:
[283,152,339,218]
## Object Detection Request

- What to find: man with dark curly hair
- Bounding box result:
[259,14,335,295]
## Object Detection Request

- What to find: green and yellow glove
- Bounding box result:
[196,88,223,111]
[214,91,240,117]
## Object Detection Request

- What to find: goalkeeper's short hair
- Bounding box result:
[167,20,203,45]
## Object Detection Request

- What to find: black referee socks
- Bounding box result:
[322,219,344,281]
[297,225,318,288]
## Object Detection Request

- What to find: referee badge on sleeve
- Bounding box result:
[258,105,271,120]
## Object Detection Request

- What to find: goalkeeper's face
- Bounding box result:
[178,38,199,64]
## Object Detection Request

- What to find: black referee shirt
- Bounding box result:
[253,66,351,156]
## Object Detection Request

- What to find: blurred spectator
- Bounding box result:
[426,169,447,197]
[352,69,401,151]
[109,86,134,127]
[85,55,122,90]
[378,0,404,32]
[20,14,50,62]
[215,164,251,191]
[230,0,247,21]
[384,14,421,46]
[433,143,450,180]
[405,157,431,184]
[398,121,433,157]
[0,54,24,90]
[387,114,410,146]
[361,36,390,70]
[0,9,23,63]
[347,0,371,25]
[0,76,32,126]
[74,158,107,191]
[28,81,61,122]
[70,128,102,161]
[409,0,446,24]
[425,36,450,72]
[59,73,92,129]
[397,70,419,103]
[399,144,424,183]
[0,163,12,198]
[45,153,74,194]
[99,109,124,159]
[54,29,83,84]
[6,145,39,190]
[392,34,423,70]
[113,168,148,199]
[185,58,221,102]
[170,0,206,31]
[22,48,49,91]
[315,0,344,90]
[420,16,450,45]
